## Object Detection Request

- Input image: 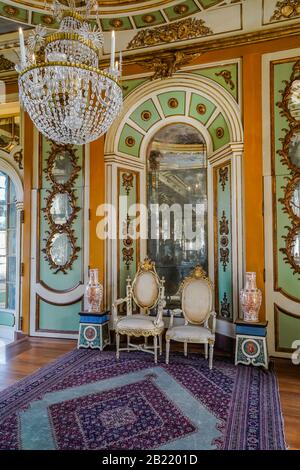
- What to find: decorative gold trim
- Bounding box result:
[168,97,178,109]
[61,10,85,23]
[122,172,134,195]
[125,136,136,147]
[13,150,23,170]
[270,0,300,22]
[0,54,15,72]
[109,18,124,29]
[279,175,300,224]
[141,110,152,121]
[127,17,212,50]
[280,225,300,278]
[45,32,98,55]
[42,227,81,275]
[215,70,235,90]
[219,167,229,191]
[139,50,200,80]
[19,62,120,86]
[196,103,206,115]
[3,5,19,17]
[216,127,225,139]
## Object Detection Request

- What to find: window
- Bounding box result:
[0,172,17,310]
[147,123,208,303]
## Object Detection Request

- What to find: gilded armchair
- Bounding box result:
[112,258,165,363]
[165,266,216,369]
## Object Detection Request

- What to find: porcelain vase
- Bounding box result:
[240,272,262,322]
[85,268,103,313]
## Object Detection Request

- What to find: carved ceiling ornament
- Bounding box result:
[139,50,200,80]
[0,54,15,72]
[127,17,213,50]
[270,0,300,22]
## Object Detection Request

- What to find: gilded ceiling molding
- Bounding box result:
[139,50,200,80]
[127,18,212,50]
[270,0,300,22]
[0,54,15,72]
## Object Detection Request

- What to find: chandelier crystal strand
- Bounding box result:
[16,2,122,145]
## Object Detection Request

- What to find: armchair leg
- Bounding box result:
[144,336,148,349]
[184,342,188,357]
[209,341,214,370]
[166,339,170,365]
[116,333,120,360]
[159,334,163,355]
[154,335,158,364]
[204,343,208,360]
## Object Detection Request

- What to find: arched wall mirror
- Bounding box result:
[146,123,208,304]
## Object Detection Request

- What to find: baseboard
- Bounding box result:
[4,335,30,361]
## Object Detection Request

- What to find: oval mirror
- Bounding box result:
[49,192,73,225]
[290,180,300,219]
[49,232,72,267]
[292,229,300,267]
[50,151,75,185]
[288,130,300,169]
[287,79,300,120]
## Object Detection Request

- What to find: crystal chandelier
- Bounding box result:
[16,1,123,145]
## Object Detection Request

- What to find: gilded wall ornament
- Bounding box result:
[196,103,207,115]
[127,18,212,50]
[216,127,225,139]
[168,98,179,109]
[3,5,18,17]
[125,136,136,147]
[141,110,152,121]
[122,172,134,195]
[277,59,300,277]
[219,211,230,272]
[42,141,81,274]
[215,70,235,90]
[270,0,300,21]
[0,54,15,72]
[110,19,124,29]
[219,167,229,191]
[139,50,200,80]
[220,292,231,318]
[13,149,23,170]
[122,214,134,270]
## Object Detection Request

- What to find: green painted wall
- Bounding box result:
[122,78,150,99]
[118,124,143,158]
[130,99,161,132]
[0,311,15,327]
[273,61,300,300]
[277,308,300,350]
[118,171,139,299]
[189,93,216,126]
[208,113,231,151]
[164,0,199,21]
[158,91,186,117]
[216,163,233,322]
[193,63,239,101]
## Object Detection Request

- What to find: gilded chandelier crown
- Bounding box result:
[16,0,123,145]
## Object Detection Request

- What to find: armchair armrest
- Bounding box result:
[154,298,166,327]
[112,297,127,328]
[209,311,217,335]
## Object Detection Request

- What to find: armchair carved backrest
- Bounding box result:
[129,258,164,314]
[181,266,213,326]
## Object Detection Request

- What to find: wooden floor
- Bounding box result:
[0,337,299,450]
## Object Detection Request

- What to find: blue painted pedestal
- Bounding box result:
[77,311,110,351]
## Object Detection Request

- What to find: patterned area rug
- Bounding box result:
[0,350,286,450]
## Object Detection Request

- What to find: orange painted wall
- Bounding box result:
[22,112,33,334]
[89,136,105,285]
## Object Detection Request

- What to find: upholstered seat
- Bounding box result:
[112,258,165,363]
[117,317,164,334]
[166,325,215,343]
[166,266,216,369]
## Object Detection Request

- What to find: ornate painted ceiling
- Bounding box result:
[0,0,300,72]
